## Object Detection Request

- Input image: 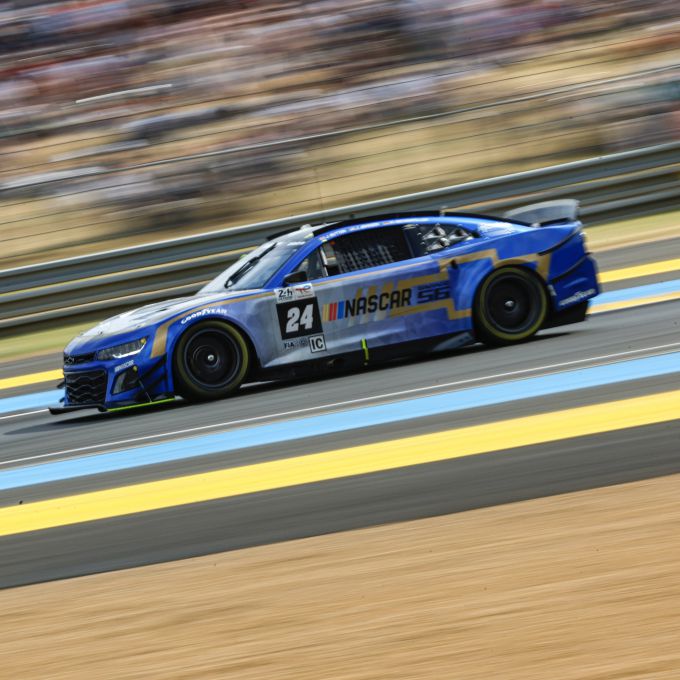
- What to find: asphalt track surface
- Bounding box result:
[1,236,680,589]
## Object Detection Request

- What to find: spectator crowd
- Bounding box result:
[0,0,678,264]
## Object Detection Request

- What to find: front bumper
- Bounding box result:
[52,354,172,414]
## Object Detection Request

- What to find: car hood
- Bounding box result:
[65,290,260,354]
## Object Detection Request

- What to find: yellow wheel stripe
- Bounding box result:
[476,267,548,341]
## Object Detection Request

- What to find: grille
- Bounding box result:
[63,352,96,366]
[64,370,107,405]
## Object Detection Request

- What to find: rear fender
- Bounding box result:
[451,225,580,311]
[548,256,600,313]
[453,256,546,314]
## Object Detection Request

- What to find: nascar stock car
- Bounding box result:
[51,200,599,413]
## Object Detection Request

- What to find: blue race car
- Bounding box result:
[52,200,599,413]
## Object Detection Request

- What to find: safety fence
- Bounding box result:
[1,141,678,331]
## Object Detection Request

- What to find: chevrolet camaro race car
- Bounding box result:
[51,200,599,414]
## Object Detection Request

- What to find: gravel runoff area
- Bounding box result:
[1,473,678,679]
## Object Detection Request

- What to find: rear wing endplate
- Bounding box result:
[503,199,579,227]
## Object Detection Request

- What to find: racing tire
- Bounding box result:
[474,267,548,346]
[173,320,250,401]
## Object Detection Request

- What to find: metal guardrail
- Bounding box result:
[1,141,678,331]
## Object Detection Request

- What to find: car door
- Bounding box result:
[305,224,468,357]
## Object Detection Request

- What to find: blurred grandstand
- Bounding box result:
[0,0,678,267]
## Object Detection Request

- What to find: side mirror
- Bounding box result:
[283,270,308,285]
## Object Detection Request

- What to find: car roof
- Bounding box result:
[267,210,524,243]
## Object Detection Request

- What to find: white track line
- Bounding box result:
[0,409,48,421]
[3,340,680,469]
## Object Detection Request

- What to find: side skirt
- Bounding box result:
[257,332,476,382]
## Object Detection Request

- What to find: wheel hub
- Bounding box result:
[183,329,242,389]
[485,275,540,334]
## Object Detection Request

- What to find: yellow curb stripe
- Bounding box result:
[1,388,678,538]
[599,258,680,284]
[0,370,62,391]
[591,291,680,314]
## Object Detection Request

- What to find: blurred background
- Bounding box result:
[1,0,678,268]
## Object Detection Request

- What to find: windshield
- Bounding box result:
[199,238,304,293]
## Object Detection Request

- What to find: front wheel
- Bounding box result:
[173,320,250,401]
[474,267,548,346]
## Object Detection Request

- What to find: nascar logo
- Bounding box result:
[322,282,450,322]
[323,289,413,321]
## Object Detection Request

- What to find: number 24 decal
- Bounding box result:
[277,299,322,339]
[286,303,315,333]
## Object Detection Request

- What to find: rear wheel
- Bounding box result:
[474,267,548,346]
[173,321,250,401]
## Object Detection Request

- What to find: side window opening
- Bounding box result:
[404,223,472,255]
[295,223,466,281]
[293,248,326,280]
[322,227,412,275]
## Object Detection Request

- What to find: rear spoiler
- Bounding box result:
[503,199,579,227]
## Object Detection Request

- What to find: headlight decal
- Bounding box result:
[96,337,147,361]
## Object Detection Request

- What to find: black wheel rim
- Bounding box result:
[182,329,242,390]
[485,274,541,334]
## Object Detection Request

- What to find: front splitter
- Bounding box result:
[49,396,176,415]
